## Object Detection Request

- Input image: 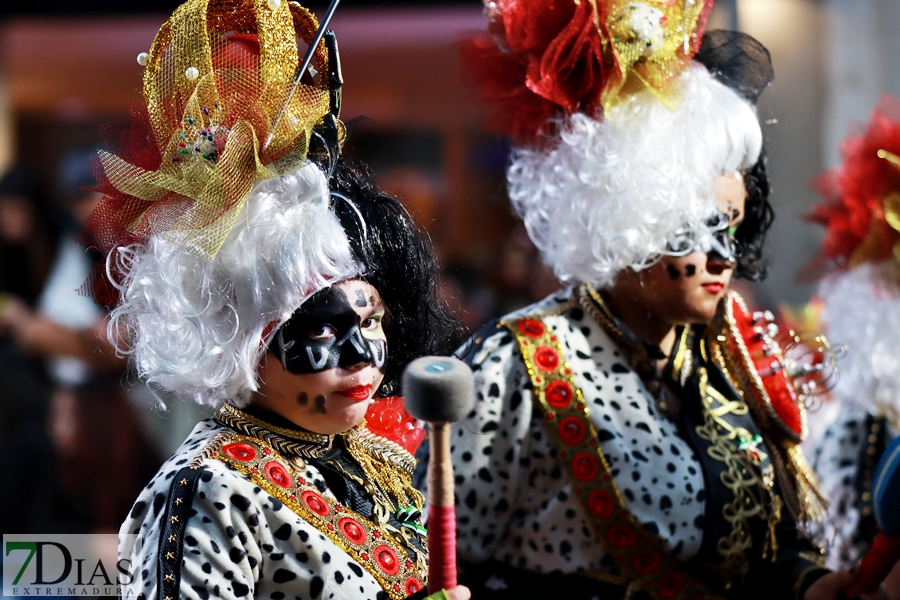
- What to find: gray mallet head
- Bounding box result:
[402,356,475,423]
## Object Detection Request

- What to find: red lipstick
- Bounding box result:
[701,282,724,294]
[336,385,371,401]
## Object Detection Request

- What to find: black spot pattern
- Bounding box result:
[810,406,881,570]
[451,288,706,577]
[118,419,401,600]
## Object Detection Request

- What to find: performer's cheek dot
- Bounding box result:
[684,264,696,277]
[666,265,680,280]
[314,395,327,414]
[297,392,308,406]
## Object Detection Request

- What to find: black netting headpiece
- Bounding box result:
[694,30,774,105]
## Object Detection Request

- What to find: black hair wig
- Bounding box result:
[327,157,468,397]
[695,29,775,282]
[735,149,774,281]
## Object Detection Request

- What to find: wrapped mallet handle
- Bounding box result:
[403,356,475,594]
[845,436,900,597]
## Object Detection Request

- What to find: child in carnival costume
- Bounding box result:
[808,96,900,585]
[450,1,874,598]
[93,0,471,598]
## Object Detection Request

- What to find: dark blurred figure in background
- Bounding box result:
[0,163,69,535]
[0,154,160,536]
[0,164,59,306]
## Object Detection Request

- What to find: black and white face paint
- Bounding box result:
[703,211,738,264]
[270,284,388,375]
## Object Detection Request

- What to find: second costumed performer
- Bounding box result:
[95,0,470,598]
[451,1,869,599]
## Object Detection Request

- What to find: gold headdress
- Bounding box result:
[462,0,714,146]
[92,0,342,260]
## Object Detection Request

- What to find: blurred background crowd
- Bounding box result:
[0,0,897,559]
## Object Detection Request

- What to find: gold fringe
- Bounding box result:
[342,423,424,513]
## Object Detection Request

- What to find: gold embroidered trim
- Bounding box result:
[707,293,826,526]
[695,367,781,587]
[204,431,427,599]
[505,316,722,600]
[798,549,826,568]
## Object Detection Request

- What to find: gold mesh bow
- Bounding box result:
[99,0,333,258]
[601,0,713,112]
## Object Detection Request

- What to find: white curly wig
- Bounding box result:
[819,262,900,423]
[109,162,358,407]
[508,64,763,287]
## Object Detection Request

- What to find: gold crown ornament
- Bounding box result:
[94,0,343,259]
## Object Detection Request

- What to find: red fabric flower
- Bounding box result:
[809,94,900,267]
[460,0,604,147]
[365,397,426,455]
[460,0,711,148]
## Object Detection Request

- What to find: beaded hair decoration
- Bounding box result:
[86,0,341,284]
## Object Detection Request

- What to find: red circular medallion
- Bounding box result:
[558,417,585,446]
[632,550,662,574]
[545,380,573,409]
[338,517,367,545]
[587,489,615,518]
[373,545,400,576]
[607,524,637,548]
[222,443,256,462]
[572,452,599,481]
[300,491,330,517]
[658,572,685,598]
[517,319,545,338]
[534,347,560,371]
[405,578,423,595]
[264,461,292,489]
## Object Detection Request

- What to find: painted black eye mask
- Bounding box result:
[269,285,388,375]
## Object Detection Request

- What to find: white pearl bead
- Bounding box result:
[185,66,200,81]
[267,0,281,9]
[136,52,149,66]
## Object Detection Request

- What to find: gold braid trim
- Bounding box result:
[215,403,333,458]
[695,368,782,588]
[216,405,423,514]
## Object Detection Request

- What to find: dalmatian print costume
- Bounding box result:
[451,288,829,597]
[453,290,706,574]
[812,406,898,570]
[120,412,428,600]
